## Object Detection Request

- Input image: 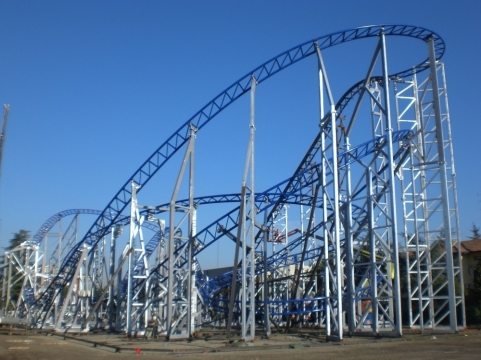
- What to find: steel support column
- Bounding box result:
[427,38,458,332]
[315,42,342,339]
[166,124,197,339]
[380,30,403,335]
[239,75,257,341]
[126,182,141,335]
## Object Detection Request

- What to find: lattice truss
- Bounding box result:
[0,25,464,339]
[396,61,463,330]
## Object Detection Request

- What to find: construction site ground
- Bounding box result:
[0,327,480,359]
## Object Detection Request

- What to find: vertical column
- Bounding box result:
[33,246,39,294]
[263,207,271,336]
[440,63,465,329]
[54,247,88,331]
[42,235,47,288]
[166,124,197,339]
[115,249,123,331]
[126,181,140,335]
[344,137,356,333]
[186,125,196,337]
[2,254,7,314]
[380,30,402,335]
[240,75,257,341]
[108,225,119,329]
[367,168,379,334]
[5,254,12,313]
[394,78,417,328]
[316,41,342,339]
[427,38,457,331]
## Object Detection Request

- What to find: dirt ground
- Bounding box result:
[0,328,480,360]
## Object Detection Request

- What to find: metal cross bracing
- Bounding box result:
[35,126,412,332]
[202,152,406,326]
[20,124,448,334]
[193,52,434,336]
[237,75,257,341]
[18,25,463,341]
[108,126,410,332]
[52,221,112,331]
[314,42,343,338]
[194,127,412,327]
[2,245,38,317]
[120,181,183,336]
[187,128,413,258]
[3,210,102,321]
[395,42,464,331]
[51,216,177,331]
[268,206,292,326]
[28,215,153,326]
[39,196,269,331]
[30,26,445,324]
[341,30,403,336]
[116,227,166,331]
[162,124,198,339]
[9,208,164,329]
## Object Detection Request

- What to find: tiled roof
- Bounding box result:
[453,242,469,254]
[454,238,481,254]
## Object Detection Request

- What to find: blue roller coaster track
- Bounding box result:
[32,24,444,324]
[128,129,412,305]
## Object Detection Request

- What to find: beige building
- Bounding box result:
[454,238,481,290]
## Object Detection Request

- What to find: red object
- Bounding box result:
[135,347,141,355]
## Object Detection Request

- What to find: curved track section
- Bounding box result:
[24,209,103,248]
[85,25,443,254]
[197,130,412,300]
[27,208,162,249]
[191,130,412,253]
[132,129,412,302]
[35,24,445,325]
[78,25,443,251]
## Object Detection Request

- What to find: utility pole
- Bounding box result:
[0,105,10,314]
[0,104,10,177]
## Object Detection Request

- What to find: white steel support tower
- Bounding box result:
[315,42,343,339]
[338,31,405,335]
[396,38,464,332]
[53,247,89,331]
[361,30,402,335]
[261,207,271,336]
[166,124,197,339]
[123,183,167,335]
[237,75,257,341]
[269,205,291,326]
[126,182,145,335]
[341,40,384,335]
[7,25,463,340]
[108,224,123,329]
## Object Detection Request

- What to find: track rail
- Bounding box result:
[33,24,444,323]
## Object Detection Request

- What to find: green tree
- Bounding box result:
[469,223,481,240]
[6,229,30,251]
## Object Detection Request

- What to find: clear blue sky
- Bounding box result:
[1,1,480,267]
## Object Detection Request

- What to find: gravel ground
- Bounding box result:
[0,328,480,359]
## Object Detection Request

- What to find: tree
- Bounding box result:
[469,223,481,240]
[6,229,30,251]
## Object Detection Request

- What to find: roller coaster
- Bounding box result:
[1,25,464,340]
